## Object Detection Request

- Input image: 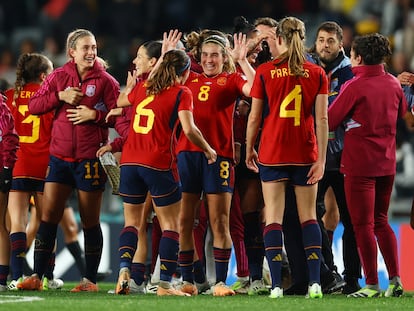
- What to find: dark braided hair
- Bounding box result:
[352,33,392,65]
[13,53,52,105]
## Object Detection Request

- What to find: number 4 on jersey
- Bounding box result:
[279,85,302,126]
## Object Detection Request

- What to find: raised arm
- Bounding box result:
[148,29,183,80]
[117,70,138,107]
[230,33,256,96]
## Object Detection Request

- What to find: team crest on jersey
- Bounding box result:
[217,77,227,86]
[85,85,96,97]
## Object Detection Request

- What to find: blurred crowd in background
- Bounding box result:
[0,0,414,217]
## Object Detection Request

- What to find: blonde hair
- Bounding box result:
[66,29,95,58]
[96,56,109,69]
[276,17,306,77]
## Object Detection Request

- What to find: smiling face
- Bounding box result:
[132,45,154,77]
[69,35,97,73]
[200,42,226,76]
[315,30,342,65]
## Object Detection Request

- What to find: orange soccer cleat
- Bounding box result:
[70,278,99,292]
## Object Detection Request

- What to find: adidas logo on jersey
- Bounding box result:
[160,264,167,271]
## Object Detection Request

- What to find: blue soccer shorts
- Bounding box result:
[119,164,181,206]
[177,151,234,194]
[11,178,44,192]
[258,164,313,186]
[45,155,107,191]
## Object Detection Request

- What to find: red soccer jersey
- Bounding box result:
[5,83,54,179]
[250,59,328,165]
[120,82,193,170]
[177,71,246,159]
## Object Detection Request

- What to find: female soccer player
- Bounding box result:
[229,16,276,295]
[19,28,120,292]
[98,40,163,295]
[4,53,56,290]
[177,30,254,296]
[0,93,19,291]
[116,47,216,296]
[246,16,329,299]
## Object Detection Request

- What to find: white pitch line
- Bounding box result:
[0,295,44,303]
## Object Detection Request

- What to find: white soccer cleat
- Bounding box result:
[129,279,146,294]
[8,277,23,291]
[269,286,283,298]
[248,279,270,295]
[145,281,159,294]
[306,283,323,299]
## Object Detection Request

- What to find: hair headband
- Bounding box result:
[177,57,191,76]
[203,35,226,49]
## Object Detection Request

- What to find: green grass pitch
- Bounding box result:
[1,282,414,311]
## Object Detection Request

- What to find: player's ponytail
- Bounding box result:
[13,53,52,106]
[276,17,306,77]
[146,50,190,95]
